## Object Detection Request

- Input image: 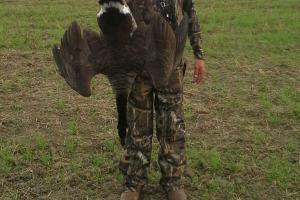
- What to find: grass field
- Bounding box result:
[0,0,299,199]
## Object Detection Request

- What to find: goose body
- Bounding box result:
[53,0,189,96]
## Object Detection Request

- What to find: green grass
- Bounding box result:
[21,145,34,162]
[55,98,66,110]
[67,120,79,135]
[64,138,78,155]
[91,153,105,168]
[35,134,48,150]
[0,0,299,199]
[267,158,291,187]
[205,150,223,173]
[252,128,268,145]
[0,143,14,174]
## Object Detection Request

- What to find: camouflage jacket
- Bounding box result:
[185,0,204,59]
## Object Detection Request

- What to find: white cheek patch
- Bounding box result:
[97,2,131,17]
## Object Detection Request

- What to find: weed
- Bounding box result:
[293,102,300,118]
[285,142,296,153]
[267,158,291,188]
[0,144,13,162]
[103,140,117,155]
[0,144,14,174]
[223,181,235,198]
[64,138,78,154]
[201,192,210,200]
[94,169,103,183]
[40,152,52,166]
[266,112,283,126]
[279,87,292,105]
[69,161,80,173]
[18,77,31,88]
[188,149,223,173]
[115,173,123,184]
[260,94,273,111]
[56,98,66,110]
[8,192,19,200]
[226,160,244,173]
[207,150,223,173]
[184,103,195,120]
[21,145,33,162]
[252,129,267,145]
[35,134,48,150]
[91,154,105,168]
[207,179,220,193]
[67,121,79,135]
[0,161,12,174]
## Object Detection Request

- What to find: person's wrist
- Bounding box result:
[195,58,204,63]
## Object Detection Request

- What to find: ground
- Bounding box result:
[0,0,299,199]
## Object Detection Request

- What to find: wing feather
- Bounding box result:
[144,12,177,88]
[52,21,109,97]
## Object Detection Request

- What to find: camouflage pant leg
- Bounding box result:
[155,62,187,192]
[119,71,154,190]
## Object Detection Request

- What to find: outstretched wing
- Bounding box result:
[53,21,109,97]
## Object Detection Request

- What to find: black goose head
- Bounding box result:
[97,0,137,41]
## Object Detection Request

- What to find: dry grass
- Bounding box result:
[1,0,300,199]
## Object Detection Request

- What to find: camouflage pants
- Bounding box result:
[119,61,187,192]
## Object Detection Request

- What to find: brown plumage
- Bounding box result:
[52,0,190,96]
[52,0,188,145]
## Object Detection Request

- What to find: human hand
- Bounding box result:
[193,59,206,84]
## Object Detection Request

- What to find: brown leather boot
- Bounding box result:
[120,191,140,200]
[120,186,143,200]
[167,189,187,200]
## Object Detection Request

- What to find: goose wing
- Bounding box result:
[52,21,109,97]
[144,12,177,88]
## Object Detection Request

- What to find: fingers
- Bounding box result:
[193,59,205,84]
[193,69,203,83]
[193,66,199,83]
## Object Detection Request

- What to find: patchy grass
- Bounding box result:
[64,138,78,155]
[35,134,48,150]
[67,120,79,135]
[0,0,300,199]
[0,143,14,175]
[20,144,34,162]
[267,157,291,187]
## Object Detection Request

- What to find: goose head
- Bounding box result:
[97,0,137,41]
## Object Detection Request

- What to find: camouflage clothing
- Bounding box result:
[119,62,187,192]
[153,0,204,59]
[186,0,204,59]
[119,0,203,192]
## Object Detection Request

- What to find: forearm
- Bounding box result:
[187,0,204,59]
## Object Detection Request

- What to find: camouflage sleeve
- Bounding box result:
[185,0,204,59]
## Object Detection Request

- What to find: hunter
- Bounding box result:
[119,0,205,200]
